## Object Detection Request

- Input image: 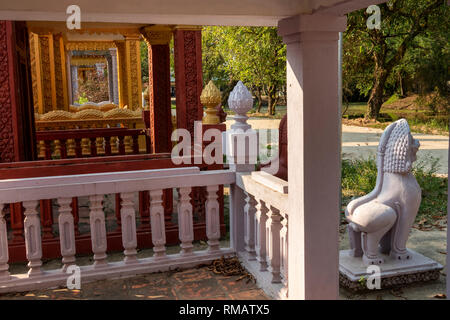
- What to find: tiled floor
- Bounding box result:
[0,266,269,300]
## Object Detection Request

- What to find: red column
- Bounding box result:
[147,43,173,154]
[0,21,36,163]
[173,27,203,137]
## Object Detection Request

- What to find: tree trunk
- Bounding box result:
[266,85,278,116]
[366,63,388,120]
[254,86,263,113]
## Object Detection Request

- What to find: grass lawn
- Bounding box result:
[342,102,449,135]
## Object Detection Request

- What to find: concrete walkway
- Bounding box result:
[225,118,449,175]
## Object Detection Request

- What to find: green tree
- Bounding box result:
[202,26,286,115]
[344,0,448,119]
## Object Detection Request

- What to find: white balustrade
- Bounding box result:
[177,187,194,256]
[244,192,257,260]
[57,197,76,271]
[23,200,43,276]
[236,171,289,299]
[205,185,220,252]
[0,167,234,293]
[267,206,282,283]
[255,198,268,271]
[89,194,108,267]
[120,192,138,263]
[149,189,167,259]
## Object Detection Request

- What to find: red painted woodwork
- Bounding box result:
[36,128,150,159]
[147,44,172,154]
[260,114,288,181]
[0,21,36,163]
[173,28,203,137]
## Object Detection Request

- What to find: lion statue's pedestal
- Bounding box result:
[339,119,442,292]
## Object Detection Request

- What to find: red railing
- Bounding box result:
[36,127,151,159]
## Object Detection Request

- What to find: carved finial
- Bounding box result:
[201,80,222,124]
[228,81,253,130]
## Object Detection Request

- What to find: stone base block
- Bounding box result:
[339,249,443,292]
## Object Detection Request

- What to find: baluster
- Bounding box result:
[0,204,10,280]
[81,138,90,156]
[74,138,82,158]
[120,192,138,263]
[267,206,282,283]
[132,135,139,154]
[118,136,125,155]
[280,212,288,297]
[23,200,42,276]
[89,137,97,157]
[60,139,68,159]
[149,190,166,259]
[67,139,76,157]
[104,136,112,156]
[177,187,193,256]
[38,140,46,159]
[111,137,118,154]
[54,139,61,158]
[44,140,52,160]
[96,137,103,155]
[205,185,220,252]
[57,197,76,271]
[244,192,257,260]
[124,136,132,154]
[255,198,268,271]
[89,195,107,267]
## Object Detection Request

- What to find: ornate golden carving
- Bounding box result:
[66,41,117,51]
[201,81,222,124]
[140,26,173,45]
[40,110,74,121]
[70,56,107,66]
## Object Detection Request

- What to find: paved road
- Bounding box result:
[225,118,449,175]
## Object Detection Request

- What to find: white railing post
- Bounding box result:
[255,198,268,271]
[89,195,108,267]
[0,203,9,280]
[57,197,76,271]
[267,206,282,283]
[149,189,167,259]
[177,187,194,256]
[228,81,258,253]
[206,185,221,252]
[23,200,42,276]
[244,192,257,260]
[120,192,138,263]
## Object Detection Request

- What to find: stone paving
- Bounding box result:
[0,265,269,300]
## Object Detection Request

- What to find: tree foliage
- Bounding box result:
[202,26,286,115]
[344,0,449,119]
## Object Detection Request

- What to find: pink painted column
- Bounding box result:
[447,137,449,299]
[278,14,347,300]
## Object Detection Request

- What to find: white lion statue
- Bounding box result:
[345,119,421,265]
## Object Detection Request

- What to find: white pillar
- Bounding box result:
[228,81,258,252]
[447,137,449,299]
[278,14,347,300]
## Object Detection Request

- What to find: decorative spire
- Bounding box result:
[200,80,222,124]
[228,81,253,130]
